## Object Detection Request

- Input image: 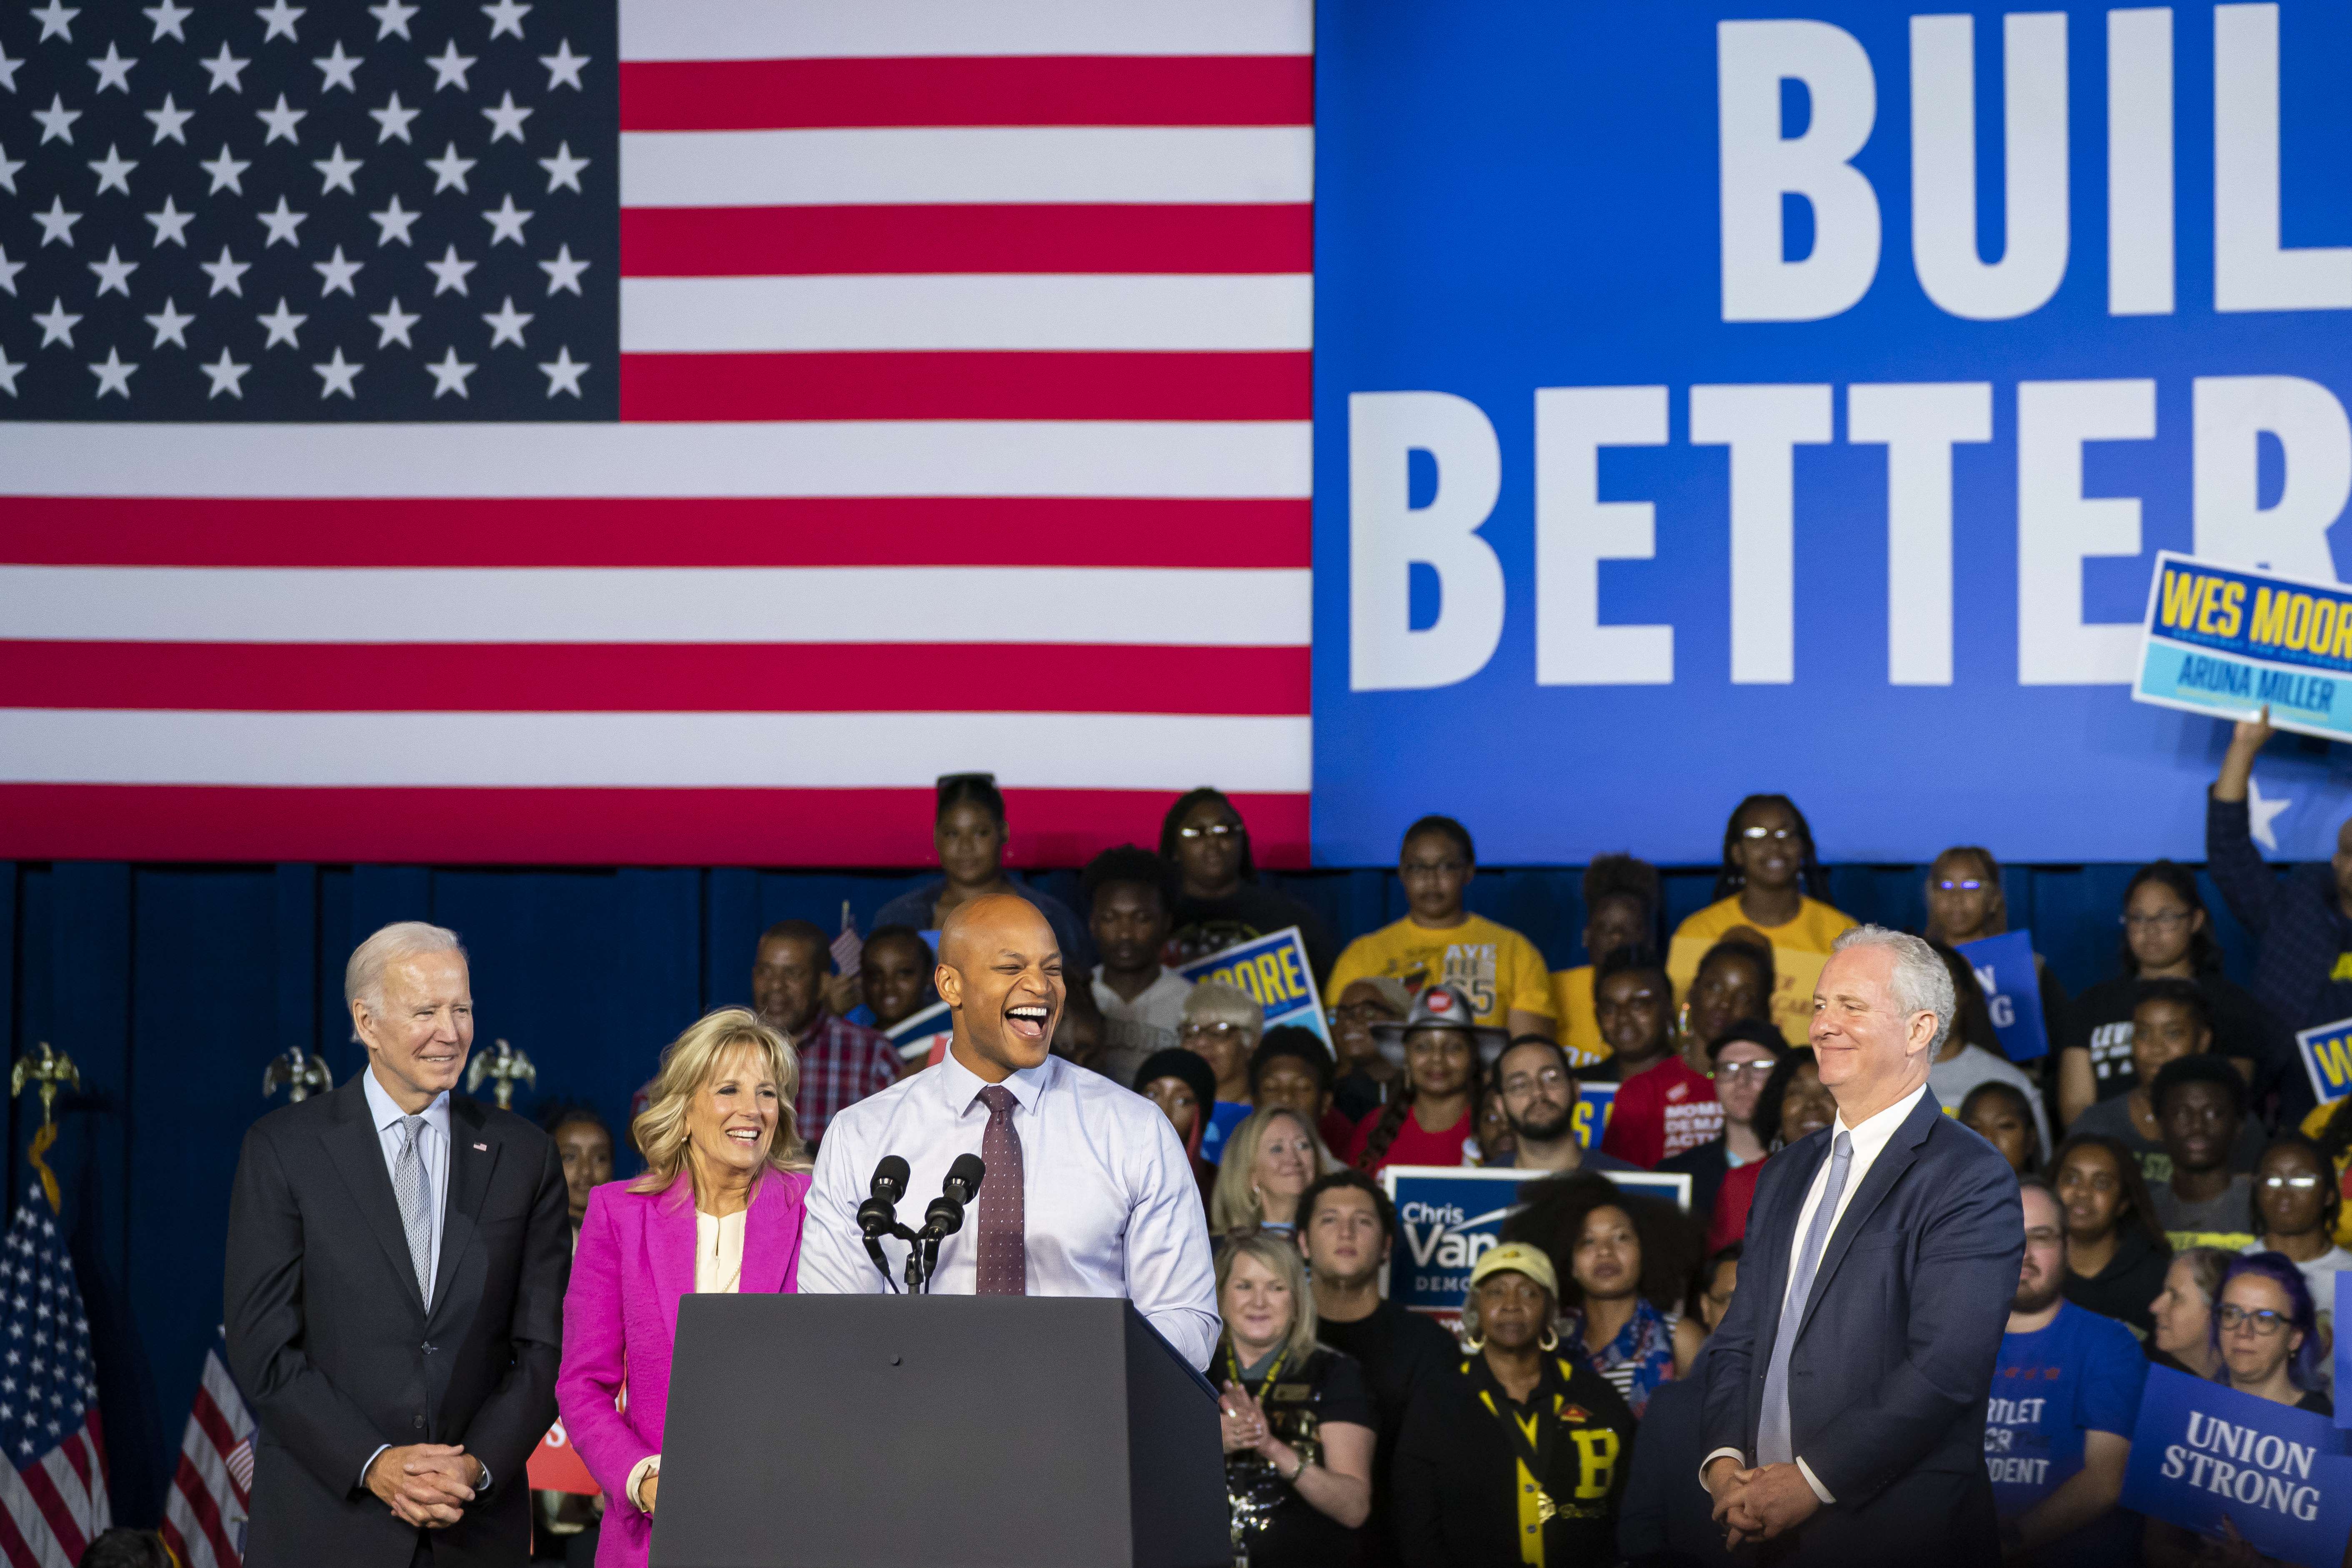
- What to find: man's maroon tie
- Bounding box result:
[973,1085,1027,1295]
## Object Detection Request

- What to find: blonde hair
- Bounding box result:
[1215,1229,1319,1364]
[345,921,465,1009]
[630,1008,811,1198]
[1210,1105,1328,1233]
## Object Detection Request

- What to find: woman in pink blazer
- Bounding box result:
[558,1007,813,1568]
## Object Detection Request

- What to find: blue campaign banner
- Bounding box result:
[1178,927,1332,1051]
[2295,1015,2352,1109]
[1312,0,2352,866]
[1572,1082,1619,1153]
[1956,930,2050,1062]
[2119,1365,2352,1563]
[2136,554,2352,741]
[1383,1165,1694,1315]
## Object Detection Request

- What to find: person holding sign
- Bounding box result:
[1919,845,2070,1050]
[1699,926,2022,1564]
[1667,796,1855,1047]
[1391,1243,1636,1568]
[2209,708,2350,1130]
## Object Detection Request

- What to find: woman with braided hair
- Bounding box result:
[1346,985,1506,1177]
[1666,794,1854,1045]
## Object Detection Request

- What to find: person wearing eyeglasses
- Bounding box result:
[1181,978,1265,1165]
[1984,1180,2145,1568]
[1919,844,2071,1052]
[2053,860,2279,1131]
[1158,787,1338,982]
[1485,1037,1640,1176]
[1327,815,1558,1040]
[1678,939,1775,1077]
[2142,1254,2332,1567]
[1659,1020,1787,1227]
[1327,977,1409,1123]
[1666,795,1855,1046]
[2242,1134,2347,1364]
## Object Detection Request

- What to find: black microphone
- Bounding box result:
[857,1154,909,1238]
[921,1153,987,1240]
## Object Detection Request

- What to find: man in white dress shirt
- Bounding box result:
[1697,925,2022,1565]
[800,894,1220,1366]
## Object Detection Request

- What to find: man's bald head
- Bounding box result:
[936,893,1065,1083]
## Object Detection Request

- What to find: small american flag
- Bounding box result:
[160,1330,254,1568]
[0,0,1313,868]
[0,1203,109,1568]
[830,899,861,980]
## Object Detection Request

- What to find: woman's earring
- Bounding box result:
[1538,1324,1561,1352]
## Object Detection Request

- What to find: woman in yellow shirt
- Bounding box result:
[1666,794,1854,1045]
[1328,815,1556,1040]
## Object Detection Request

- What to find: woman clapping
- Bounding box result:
[1216,1233,1374,1566]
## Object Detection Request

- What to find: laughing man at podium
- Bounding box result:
[801,894,1221,1365]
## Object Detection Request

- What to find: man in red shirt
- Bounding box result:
[1594,947,1722,1168]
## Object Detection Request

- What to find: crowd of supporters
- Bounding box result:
[499,710,2352,1568]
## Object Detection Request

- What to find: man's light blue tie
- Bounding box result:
[1756,1130,1852,1467]
[393,1114,434,1302]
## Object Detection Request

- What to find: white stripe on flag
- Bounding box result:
[0,566,1311,647]
[618,126,1314,208]
[0,421,1312,499]
[0,1458,73,1568]
[618,0,1312,62]
[0,710,1316,791]
[618,274,1313,354]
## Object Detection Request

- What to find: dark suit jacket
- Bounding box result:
[1619,1345,1737,1568]
[225,1075,570,1568]
[1700,1088,2021,1566]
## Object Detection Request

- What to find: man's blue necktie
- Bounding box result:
[1757,1129,1852,1467]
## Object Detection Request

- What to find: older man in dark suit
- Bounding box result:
[1700,925,2022,1565]
[226,922,569,1567]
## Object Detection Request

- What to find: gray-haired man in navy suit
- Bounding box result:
[1700,925,2022,1565]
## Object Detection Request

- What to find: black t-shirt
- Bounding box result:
[1168,882,1339,985]
[2295,1387,2335,1416]
[1223,1343,1375,1568]
[2060,971,2290,1111]
[2057,1223,2172,1337]
[1316,1301,1461,1568]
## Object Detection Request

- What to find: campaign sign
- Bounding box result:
[1179,927,1333,1052]
[1382,1164,1694,1317]
[2339,1273,2352,1429]
[2296,1016,2352,1110]
[1956,931,2049,1062]
[527,1419,597,1497]
[887,999,954,1069]
[2119,1365,2352,1563]
[1311,0,2352,868]
[1571,1083,1619,1153]
[2137,554,2352,744]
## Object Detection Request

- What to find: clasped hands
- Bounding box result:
[1704,1455,1821,1548]
[365,1443,485,1528]
[1219,1382,1292,1467]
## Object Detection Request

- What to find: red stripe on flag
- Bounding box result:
[188,1390,238,1485]
[0,643,1310,715]
[618,204,1311,277]
[167,1450,238,1568]
[0,785,1311,868]
[57,1436,87,1495]
[0,1487,44,1568]
[0,498,1311,569]
[618,55,1312,131]
[86,1410,108,1488]
[18,1453,88,1565]
[618,351,1309,423]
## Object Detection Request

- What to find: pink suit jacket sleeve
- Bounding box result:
[554,1172,811,1508]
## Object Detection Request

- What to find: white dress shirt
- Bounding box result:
[358,1067,453,1491]
[801,1050,1221,1368]
[1705,1081,1929,1504]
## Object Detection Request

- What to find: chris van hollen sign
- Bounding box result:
[2119,1365,2352,1565]
[1381,1165,1692,1317]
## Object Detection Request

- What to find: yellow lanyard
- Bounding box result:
[1471,1359,1567,1568]
[1225,1343,1290,1407]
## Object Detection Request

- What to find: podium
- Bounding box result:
[650,1294,1229,1568]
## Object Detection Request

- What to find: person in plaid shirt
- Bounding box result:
[752,920,901,1149]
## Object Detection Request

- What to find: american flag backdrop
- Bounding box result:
[0,0,1313,866]
[160,1332,254,1568]
[0,1203,108,1568]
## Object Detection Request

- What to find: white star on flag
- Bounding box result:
[313,347,362,398]
[142,0,191,42]
[88,347,136,397]
[424,345,474,397]
[537,344,584,396]
[368,194,419,245]
[33,298,82,347]
[312,142,361,193]
[199,347,249,397]
[144,195,194,246]
[256,297,306,347]
[255,1,305,44]
[482,0,529,41]
[482,295,530,346]
[199,44,249,94]
[427,40,475,91]
[313,42,360,91]
[142,93,192,144]
[368,297,419,346]
[539,40,585,89]
[143,297,194,347]
[88,43,135,93]
[2247,775,2294,854]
